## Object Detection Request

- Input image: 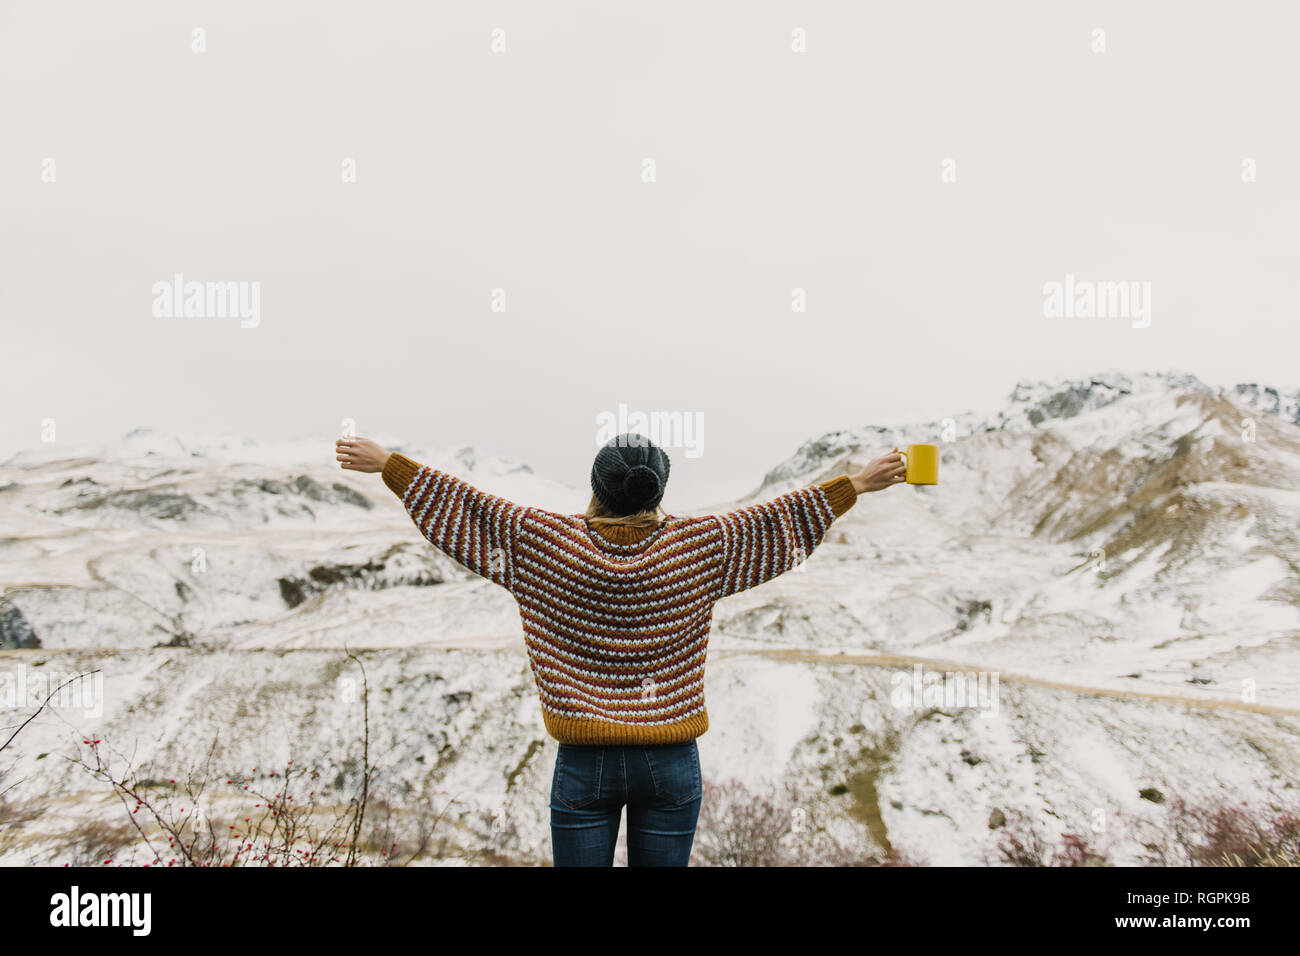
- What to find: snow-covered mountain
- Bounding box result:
[730,369,1300,698]
[2,370,1298,866]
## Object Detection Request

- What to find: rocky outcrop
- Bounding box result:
[1232,383,1300,425]
[277,545,445,609]
[61,487,207,521]
[236,475,372,509]
[0,597,40,649]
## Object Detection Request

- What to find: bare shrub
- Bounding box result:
[471,805,525,864]
[693,776,921,867]
[72,736,371,866]
[55,817,139,866]
[991,809,1108,866]
[366,792,450,865]
[0,768,42,859]
[62,648,452,866]
[695,778,796,866]
[1142,796,1300,867]
[1,669,99,861]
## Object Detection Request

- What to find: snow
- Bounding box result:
[2,371,1299,866]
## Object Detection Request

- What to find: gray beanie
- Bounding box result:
[590,433,671,516]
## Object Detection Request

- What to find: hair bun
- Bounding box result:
[622,465,661,508]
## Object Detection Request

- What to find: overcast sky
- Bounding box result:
[3,1,1297,507]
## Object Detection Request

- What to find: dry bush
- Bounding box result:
[0,767,43,859]
[822,843,920,867]
[365,793,452,865]
[693,776,921,867]
[1,670,100,861]
[2,661,461,867]
[465,805,526,865]
[68,737,456,867]
[991,809,1108,866]
[694,778,797,866]
[73,737,378,866]
[1230,844,1300,867]
[54,817,139,866]
[1141,796,1300,867]
[63,649,455,866]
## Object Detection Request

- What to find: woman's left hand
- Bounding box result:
[850,449,907,494]
[336,436,390,473]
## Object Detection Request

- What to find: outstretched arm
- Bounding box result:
[337,437,527,589]
[716,448,905,597]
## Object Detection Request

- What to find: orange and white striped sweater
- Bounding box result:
[382,452,859,745]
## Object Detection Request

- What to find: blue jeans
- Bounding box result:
[549,739,702,867]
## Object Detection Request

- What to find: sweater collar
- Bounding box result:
[584,518,669,546]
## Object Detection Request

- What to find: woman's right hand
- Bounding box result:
[336,436,391,474]
[850,449,907,494]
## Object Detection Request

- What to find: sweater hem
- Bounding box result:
[542,708,709,745]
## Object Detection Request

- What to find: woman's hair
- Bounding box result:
[584,493,665,529]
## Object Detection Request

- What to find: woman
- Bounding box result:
[336,432,906,866]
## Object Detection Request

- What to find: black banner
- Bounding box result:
[4,864,1287,942]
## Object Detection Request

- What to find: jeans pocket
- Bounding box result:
[552,745,604,810]
[643,740,702,806]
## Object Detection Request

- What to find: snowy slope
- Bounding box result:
[2,373,1299,866]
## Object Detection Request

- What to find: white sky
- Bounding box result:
[3,1,1297,507]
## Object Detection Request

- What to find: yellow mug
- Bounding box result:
[897,444,939,485]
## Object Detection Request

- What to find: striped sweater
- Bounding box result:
[382,452,859,746]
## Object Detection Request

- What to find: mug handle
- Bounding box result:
[894,446,908,479]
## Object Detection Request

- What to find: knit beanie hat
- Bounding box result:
[590,433,671,516]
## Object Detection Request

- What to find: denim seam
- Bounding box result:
[555,745,604,810]
[645,745,694,806]
[643,747,661,801]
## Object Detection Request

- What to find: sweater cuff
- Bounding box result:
[818,475,859,517]
[382,452,422,498]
